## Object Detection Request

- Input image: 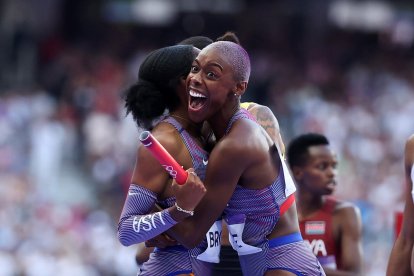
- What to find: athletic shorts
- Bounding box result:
[139,245,213,276]
[238,232,326,276]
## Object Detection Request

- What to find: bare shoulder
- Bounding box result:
[333,199,361,222]
[248,104,280,127]
[406,134,414,153]
[133,124,186,193]
[406,134,414,159]
[149,123,185,157]
[212,120,262,164]
[214,128,251,157]
[136,127,180,162]
[244,104,283,149]
[331,199,363,238]
[226,118,265,147]
[407,134,414,145]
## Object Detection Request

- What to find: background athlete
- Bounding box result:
[287,133,363,275]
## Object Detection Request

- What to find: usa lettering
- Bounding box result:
[133,213,165,232]
[306,239,327,256]
[208,230,221,247]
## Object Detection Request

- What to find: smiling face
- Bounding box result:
[295,145,338,196]
[186,42,249,124]
[186,47,238,123]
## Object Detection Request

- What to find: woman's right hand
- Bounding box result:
[145,233,178,248]
[172,168,206,215]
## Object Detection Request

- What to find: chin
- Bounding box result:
[188,112,204,124]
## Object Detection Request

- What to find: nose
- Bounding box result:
[327,166,337,178]
[189,71,202,85]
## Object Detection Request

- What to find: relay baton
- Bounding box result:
[139,131,188,184]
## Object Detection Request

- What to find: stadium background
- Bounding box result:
[1,0,414,275]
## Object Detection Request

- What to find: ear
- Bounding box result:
[234,81,248,97]
[291,166,303,181]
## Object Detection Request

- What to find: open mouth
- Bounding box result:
[189,90,207,110]
[326,182,336,191]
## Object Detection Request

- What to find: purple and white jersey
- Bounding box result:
[223,109,291,246]
[118,116,212,275]
[239,233,325,276]
[155,116,209,211]
[222,109,324,275]
[161,116,209,190]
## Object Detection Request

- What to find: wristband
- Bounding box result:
[175,202,194,216]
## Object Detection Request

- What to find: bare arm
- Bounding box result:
[117,129,205,246]
[166,133,252,248]
[135,243,153,266]
[324,205,363,276]
[131,128,191,193]
[387,135,414,276]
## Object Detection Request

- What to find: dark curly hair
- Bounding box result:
[124,45,197,129]
[178,36,213,50]
[216,31,240,45]
[178,31,240,50]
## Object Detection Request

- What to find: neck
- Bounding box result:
[208,99,240,141]
[296,189,324,218]
[170,110,202,136]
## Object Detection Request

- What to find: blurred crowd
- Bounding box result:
[1,0,414,275]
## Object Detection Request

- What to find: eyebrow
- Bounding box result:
[194,58,224,71]
[209,62,223,71]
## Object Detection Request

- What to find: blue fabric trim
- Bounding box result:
[165,270,192,276]
[154,245,188,252]
[267,267,304,276]
[268,232,302,248]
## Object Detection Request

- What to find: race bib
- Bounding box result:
[226,214,262,256]
[196,220,222,263]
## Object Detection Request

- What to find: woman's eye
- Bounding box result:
[190,66,199,72]
[207,72,216,78]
